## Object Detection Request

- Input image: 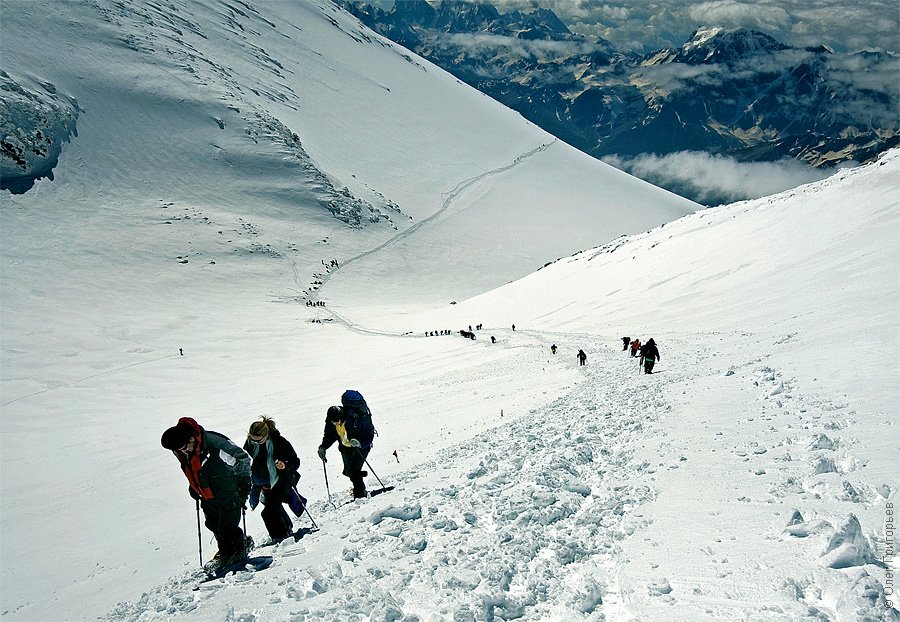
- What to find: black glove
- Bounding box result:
[237,479,250,502]
[317,446,327,462]
[188,485,200,501]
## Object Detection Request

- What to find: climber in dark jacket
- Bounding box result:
[317,403,375,499]
[244,416,305,541]
[640,338,661,374]
[161,417,251,570]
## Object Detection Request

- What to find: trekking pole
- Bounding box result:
[304,504,320,530]
[195,498,203,567]
[355,447,387,489]
[293,485,319,529]
[242,507,248,540]
[305,507,319,530]
[322,460,337,509]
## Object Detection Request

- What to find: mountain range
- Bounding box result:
[344,0,899,204]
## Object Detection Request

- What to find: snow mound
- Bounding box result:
[819,514,879,569]
[0,70,79,193]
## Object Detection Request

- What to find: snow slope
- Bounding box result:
[1,1,897,621]
[104,150,899,622]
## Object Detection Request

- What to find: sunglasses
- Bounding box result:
[250,435,267,444]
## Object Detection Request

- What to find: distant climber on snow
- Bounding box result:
[577,349,587,366]
[621,336,630,351]
[640,338,660,374]
[630,338,641,357]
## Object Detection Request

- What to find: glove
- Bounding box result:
[349,438,361,448]
[317,446,327,462]
[237,480,250,503]
[188,485,200,501]
[248,487,260,510]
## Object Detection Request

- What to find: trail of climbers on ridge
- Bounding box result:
[303,141,557,337]
[105,332,680,620]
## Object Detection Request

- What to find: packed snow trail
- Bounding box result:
[298,142,556,336]
[104,331,667,621]
[104,328,894,621]
[0,352,180,407]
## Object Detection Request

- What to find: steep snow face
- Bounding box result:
[681,26,726,52]
[386,149,900,413]
[0,0,696,296]
[0,1,696,619]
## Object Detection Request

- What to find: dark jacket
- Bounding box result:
[640,339,660,362]
[244,429,300,497]
[170,417,251,506]
[320,410,375,452]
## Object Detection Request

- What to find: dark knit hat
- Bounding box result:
[160,421,194,450]
[326,405,344,422]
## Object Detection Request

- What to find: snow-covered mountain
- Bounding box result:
[0,1,897,621]
[0,0,695,303]
[344,1,900,204]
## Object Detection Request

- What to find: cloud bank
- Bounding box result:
[389,0,900,54]
[604,151,843,205]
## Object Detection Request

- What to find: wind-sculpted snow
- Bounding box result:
[245,111,403,228]
[0,71,79,194]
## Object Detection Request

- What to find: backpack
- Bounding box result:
[341,389,376,443]
[341,389,370,418]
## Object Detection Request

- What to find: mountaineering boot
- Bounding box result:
[219,549,249,570]
[204,550,224,573]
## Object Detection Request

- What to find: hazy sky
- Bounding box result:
[374,0,899,53]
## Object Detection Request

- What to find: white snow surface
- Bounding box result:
[0,1,897,621]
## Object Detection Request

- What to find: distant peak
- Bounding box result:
[678,27,790,63]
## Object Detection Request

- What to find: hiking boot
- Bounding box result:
[204,550,224,573]
[219,549,249,570]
